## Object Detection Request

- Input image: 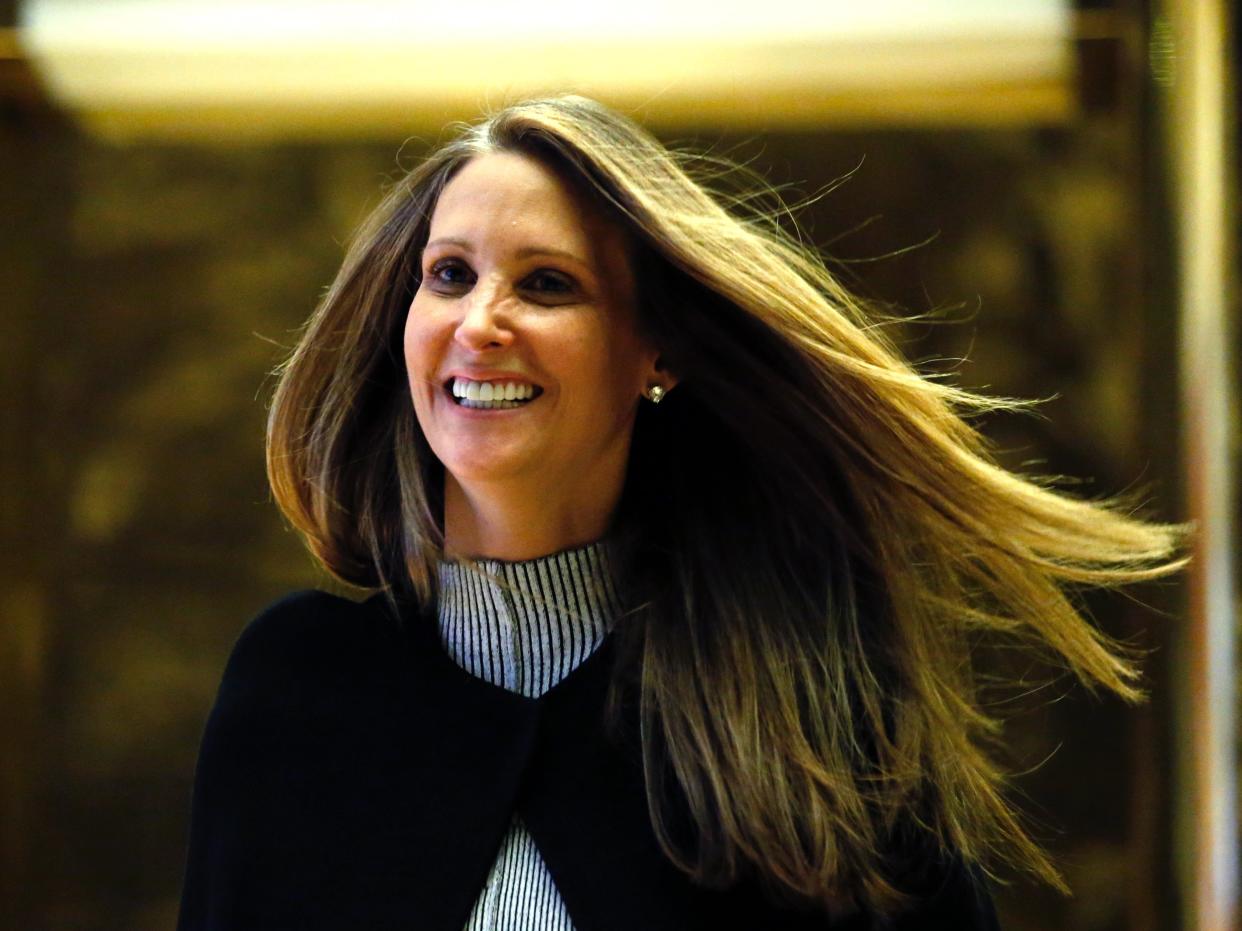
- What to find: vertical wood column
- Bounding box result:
[0,16,71,926]
[1161,0,1239,928]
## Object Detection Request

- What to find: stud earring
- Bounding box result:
[645,385,666,405]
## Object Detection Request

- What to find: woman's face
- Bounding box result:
[405,151,662,513]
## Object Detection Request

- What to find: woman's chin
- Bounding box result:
[441,450,541,488]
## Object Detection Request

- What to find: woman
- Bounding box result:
[177,95,1190,930]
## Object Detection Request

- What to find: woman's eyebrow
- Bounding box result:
[424,236,473,253]
[513,245,590,268]
[424,237,589,268]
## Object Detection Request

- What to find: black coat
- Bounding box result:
[177,590,1001,930]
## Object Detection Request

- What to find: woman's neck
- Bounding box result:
[443,472,622,561]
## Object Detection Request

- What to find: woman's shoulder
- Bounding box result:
[215,589,416,705]
[230,587,394,648]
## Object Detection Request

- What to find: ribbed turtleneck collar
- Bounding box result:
[436,540,624,699]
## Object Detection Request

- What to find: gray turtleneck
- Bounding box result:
[436,541,623,931]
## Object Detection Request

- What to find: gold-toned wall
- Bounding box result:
[1,50,1192,931]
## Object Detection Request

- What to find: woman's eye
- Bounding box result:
[427,259,475,291]
[522,270,576,297]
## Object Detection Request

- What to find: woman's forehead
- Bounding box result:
[431,154,625,251]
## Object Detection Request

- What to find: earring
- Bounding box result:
[645,385,666,405]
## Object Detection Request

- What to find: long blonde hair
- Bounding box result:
[266,94,1191,913]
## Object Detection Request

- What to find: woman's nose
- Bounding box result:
[453,285,514,351]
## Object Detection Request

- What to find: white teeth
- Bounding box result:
[448,378,536,400]
[449,377,538,405]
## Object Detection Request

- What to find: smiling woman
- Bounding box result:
[176,95,1191,931]
[406,152,672,562]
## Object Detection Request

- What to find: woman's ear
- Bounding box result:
[650,352,679,392]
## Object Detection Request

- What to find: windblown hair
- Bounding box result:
[266,95,1191,914]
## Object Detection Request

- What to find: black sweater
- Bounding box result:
[176,589,1001,930]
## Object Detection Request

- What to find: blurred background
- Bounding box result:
[0,0,1237,929]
